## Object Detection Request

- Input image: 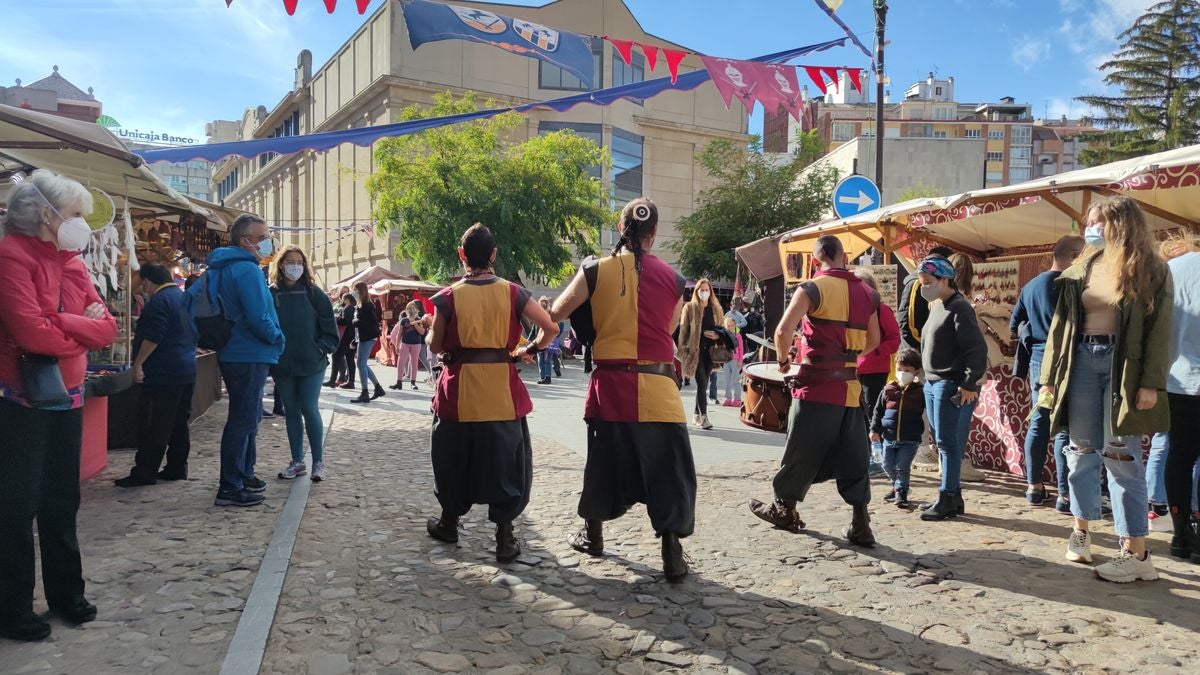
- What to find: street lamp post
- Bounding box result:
[873,0,887,193]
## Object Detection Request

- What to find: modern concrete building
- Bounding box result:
[0,66,101,123]
[209,0,749,283]
[1032,116,1098,178]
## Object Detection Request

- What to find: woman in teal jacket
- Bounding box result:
[270,247,339,481]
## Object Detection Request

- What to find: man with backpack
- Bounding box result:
[193,214,284,507]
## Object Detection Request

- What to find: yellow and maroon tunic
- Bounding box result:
[790,268,880,408]
[431,278,533,422]
[584,252,687,423]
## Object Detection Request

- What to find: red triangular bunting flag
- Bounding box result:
[701,56,760,112]
[804,66,828,94]
[608,37,635,66]
[639,43,659,72]
[760,64,803,121]
[356,0,371,12]
[283,0,299,15]
[845,67,863,92]
[663,49,687,84]
[820,66,840,92]
[324,0,337,12]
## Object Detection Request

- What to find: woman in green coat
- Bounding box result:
[1040,196,1173,583]
[270,247,339,481]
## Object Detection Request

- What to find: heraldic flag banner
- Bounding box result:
[401,0,596,89]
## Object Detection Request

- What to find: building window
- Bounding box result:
[1011,124,1032,145]
[935,86,943,96]
[1010,146,1031,163]
[611,128,643,205]
[909,124,932,138]
[832,121,856,142]
[860,126,875,138]
[933,130,947,138]
[986,151,1004,162]
[985,171,1003,183]
[538,121,603,179]
[1008,166,1031,183]
[988,129,1005,140]
[540,38,604,91]
[964,128,980,139]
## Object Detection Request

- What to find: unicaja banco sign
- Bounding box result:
[97,115,197,146]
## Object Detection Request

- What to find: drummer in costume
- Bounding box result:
[749,235,881,547]
[551,198,696,581]
[425,224,559,563]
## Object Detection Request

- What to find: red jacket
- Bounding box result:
[857,302,901,376]
[0,234,117,404]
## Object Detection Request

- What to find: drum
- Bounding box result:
[740,362,791,433]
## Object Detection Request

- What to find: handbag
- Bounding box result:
[20,355,71,408]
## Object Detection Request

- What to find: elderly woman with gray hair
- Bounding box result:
[0,170,117,641]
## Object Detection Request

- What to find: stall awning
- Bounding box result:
[0,103,217,224]
[768,143,1200,279]
[369,278,444,295]
[334,265,406,290]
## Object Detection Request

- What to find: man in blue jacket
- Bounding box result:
[115,263,197,487]
[207,214,284,507]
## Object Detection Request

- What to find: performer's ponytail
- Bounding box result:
[613,198,658,275]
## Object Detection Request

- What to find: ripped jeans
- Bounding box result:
[1064,341,1148,538]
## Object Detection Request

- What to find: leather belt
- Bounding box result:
[784,366,858,389]
[596,362,680,386]
[442,348,513,365]
[1080,334,1115,345]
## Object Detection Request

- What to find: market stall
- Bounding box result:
[749,143,1200,479]
[368,277,444,367]
[0,103,232,480]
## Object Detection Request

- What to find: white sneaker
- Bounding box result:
[311,462,327,482]
[693,414,702,426]
[1065,529,1093,564]
[699,414,713,430]
[959,462,986,483]
[1148,509,1174,533]
[1093,549,1159,583]
[278,461,307,480]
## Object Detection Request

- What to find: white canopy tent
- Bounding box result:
[369,278,444,295]
[769,143,1200,280]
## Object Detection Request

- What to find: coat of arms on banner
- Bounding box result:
[513,18,559,51]
[451,5,506,34]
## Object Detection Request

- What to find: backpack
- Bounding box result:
[188,268,234,350]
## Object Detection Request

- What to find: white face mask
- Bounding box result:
[896,370,916,386]
[919,282,943,303]
[698,290,711,302]
[56,217,93,252]
[283,263,304,282]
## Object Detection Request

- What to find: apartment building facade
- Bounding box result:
[210,0,749,284]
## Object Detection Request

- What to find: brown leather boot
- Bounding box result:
[661,533,689,582]
[496,520,520,563]
[749,498,805,532]
[426,513,459,543]
[844,503,876,548]
[568,519,604,556]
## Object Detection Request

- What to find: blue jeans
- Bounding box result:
[218,362,271,493]
[883,440,919,493]
[721,361,740,400]
[1146,432,1169,506]
[357,339,380,389]
[924,379,977,493]
[275,371,325,464]
[538,350,553,379]
[1025,346,1071,493]
[1065,342,1148,537]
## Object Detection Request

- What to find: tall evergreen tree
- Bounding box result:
[1076,0,1200,165]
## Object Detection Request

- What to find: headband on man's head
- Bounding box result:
[919,256,956,280]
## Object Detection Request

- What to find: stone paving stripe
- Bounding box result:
[219,408,334,675]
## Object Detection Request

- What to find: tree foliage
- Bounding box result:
[896,183,944,202]
[367,92,612,285]
[669,135,838,280]
[1076,0,1200,165]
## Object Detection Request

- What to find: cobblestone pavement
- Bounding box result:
[0,400,296,674]
[261,403,1200,675]
[3,378,1199,674]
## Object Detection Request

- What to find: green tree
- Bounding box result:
[1076,0,1200,165]
[367,92,612,285]
[669,135,838,280]
[896,183,943,201]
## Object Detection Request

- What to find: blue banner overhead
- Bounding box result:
[134,38,847,165]
[401,0,597,89]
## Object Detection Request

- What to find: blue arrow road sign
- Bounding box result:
[831,174,881,219]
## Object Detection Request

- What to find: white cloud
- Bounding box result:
[1010,35,1051,71]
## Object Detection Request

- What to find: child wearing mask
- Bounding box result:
[870,348,927,507]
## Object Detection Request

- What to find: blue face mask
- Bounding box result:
[1084,225,1105,249]
[256,237,274,259]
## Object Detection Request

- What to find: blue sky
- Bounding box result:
[0,0,1150,141]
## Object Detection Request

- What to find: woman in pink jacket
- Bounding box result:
[0,170,117,641]
[855,269,902,412]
